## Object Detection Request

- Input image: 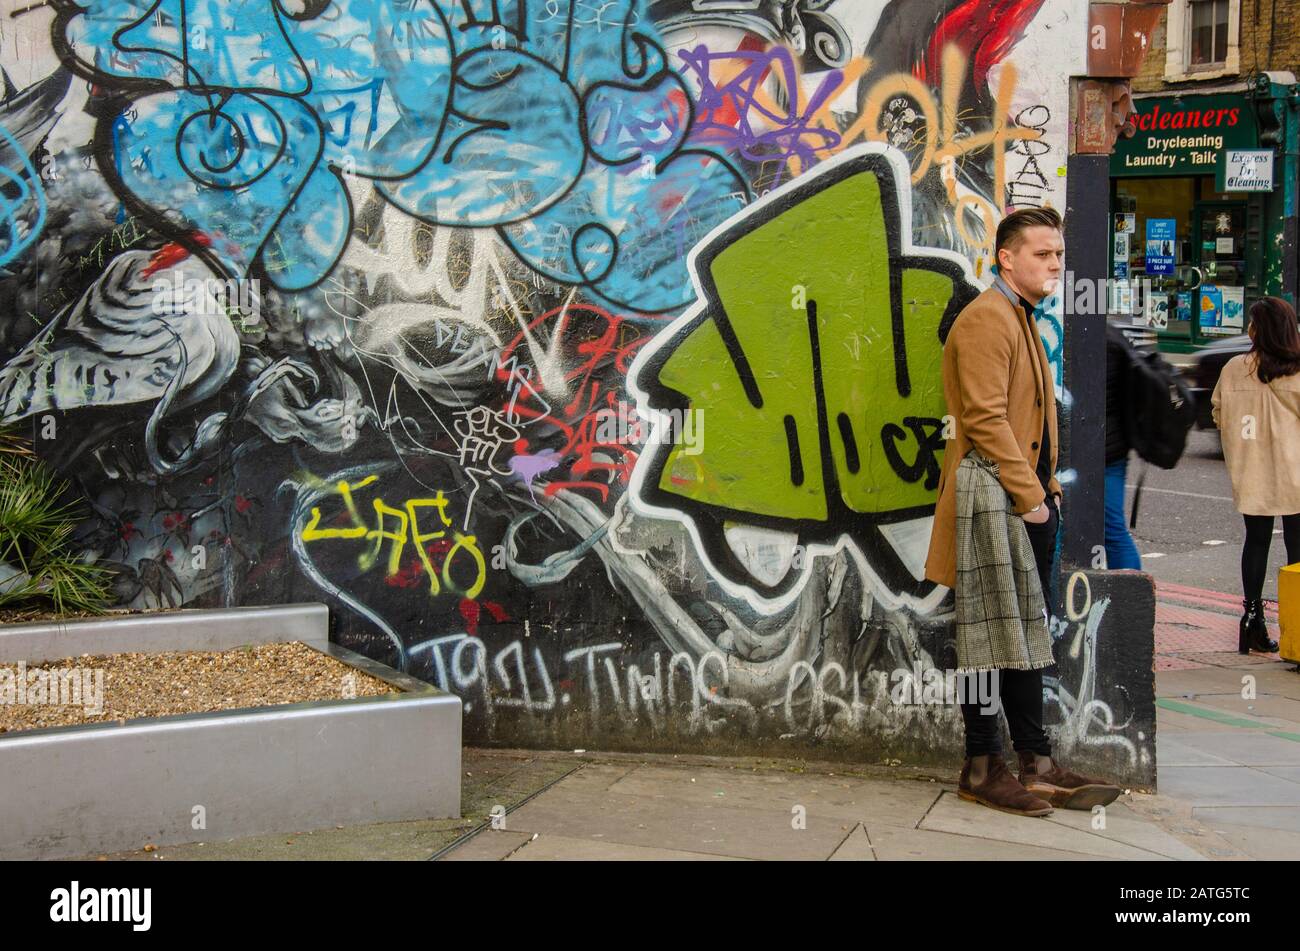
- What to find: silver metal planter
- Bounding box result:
[0,603,461,860]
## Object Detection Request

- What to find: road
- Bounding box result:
[1114,427,1296,602]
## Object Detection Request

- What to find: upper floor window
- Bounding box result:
[1165,0,1240,82]
[1188,0,1230,68]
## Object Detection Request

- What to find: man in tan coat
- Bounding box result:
[924,207,1120,816]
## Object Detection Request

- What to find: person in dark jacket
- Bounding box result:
[1104,324,1142,569]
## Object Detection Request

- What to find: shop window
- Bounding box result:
[1165,0,1240,81]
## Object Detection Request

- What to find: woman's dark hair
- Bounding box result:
[1248,296,1300,384]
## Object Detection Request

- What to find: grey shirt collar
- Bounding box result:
[992,273,1031,314]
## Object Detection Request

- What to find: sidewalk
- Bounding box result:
[1148,580,1300,859]
[433,582,1300,861]
[1154,581,1282,671]
[435,750,1227,861]
[84,582,1300,862]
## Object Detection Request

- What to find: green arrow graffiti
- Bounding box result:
[632,147,980,598]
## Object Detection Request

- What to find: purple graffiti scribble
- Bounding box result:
[509,449,563,501]
[677,43,843,168]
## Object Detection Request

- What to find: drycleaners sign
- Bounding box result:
[1111,94,1257,177]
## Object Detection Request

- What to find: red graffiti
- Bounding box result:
[458,597,509,636]
[918,0,1047,88]
[497,302,650,502]
[139,231,212,279]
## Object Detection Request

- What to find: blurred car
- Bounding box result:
[1186,333,1251,429]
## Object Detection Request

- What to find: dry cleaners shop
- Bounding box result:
[1109,81,1298,354]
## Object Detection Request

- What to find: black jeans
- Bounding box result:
[960,495,1057,758]
[1242,513,1300,602]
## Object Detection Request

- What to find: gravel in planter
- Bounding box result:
[0,642,398,735]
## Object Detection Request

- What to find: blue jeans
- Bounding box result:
[1104,457,1142,570]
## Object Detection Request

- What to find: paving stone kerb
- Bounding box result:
[0,603,461,860]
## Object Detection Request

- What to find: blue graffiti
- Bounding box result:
[1037,294,1064,393]
[61,0,750,311]
[0,123,46,269]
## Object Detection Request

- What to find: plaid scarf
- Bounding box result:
[954,450,1055,672]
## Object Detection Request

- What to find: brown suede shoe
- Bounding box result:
[1017,751,1122,809]
[958,754,1053,817]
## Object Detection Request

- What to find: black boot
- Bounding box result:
[1239,599,1279,654]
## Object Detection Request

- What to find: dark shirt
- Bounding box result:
[1104,323,1132,465]
[1017,294,1053,499]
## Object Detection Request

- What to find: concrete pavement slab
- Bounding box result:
[1156,735,1238,767]
[501,781,855,860]
[1156,707,1243,733]
[1241,667,1300,701]
[1188,693,1300,724]
[1165,731,1300,766]
[1157,665,1300,701]
[605,764,943,827]
[516,761,637,794]
[919,792,1177,859]
[1192,805,1300,833]
[1154,711,1193,733]
[1157,766,1300,806]
[1253,765,1300,784]
[440,830,533,861]
[1120,793,1254,859]
[1201,822,1300,860]
[1157,668,1256,696]
[827,824,876,860]
[1037,801,1209,860]
[1156,698,1289,730]
[864,824,1113,861]
[506,833,747,861]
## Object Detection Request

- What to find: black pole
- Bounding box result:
[1061,151,1109,578]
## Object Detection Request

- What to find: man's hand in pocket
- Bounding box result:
[1023,503,1051,525]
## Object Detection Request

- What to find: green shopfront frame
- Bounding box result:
[1109,85,1296,353]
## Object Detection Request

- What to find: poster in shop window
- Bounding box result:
[1199,285,1224,332]
[1145,219,1176,276]
[1220,286,1245,332]
[1146,293,1169,329]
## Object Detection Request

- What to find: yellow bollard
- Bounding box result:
[1279,563,1300,664]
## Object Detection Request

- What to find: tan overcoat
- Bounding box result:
[924,287,1061,589]
[1211,352,1300,516]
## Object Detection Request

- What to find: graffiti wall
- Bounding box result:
[0,1,1152,783]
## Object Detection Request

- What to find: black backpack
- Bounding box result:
[1123,344,1197,469]
[1117,337,1197,529]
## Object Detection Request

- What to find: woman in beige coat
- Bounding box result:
[1211,296,1300,653]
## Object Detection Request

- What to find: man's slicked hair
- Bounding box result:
[995,206,1063,255]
